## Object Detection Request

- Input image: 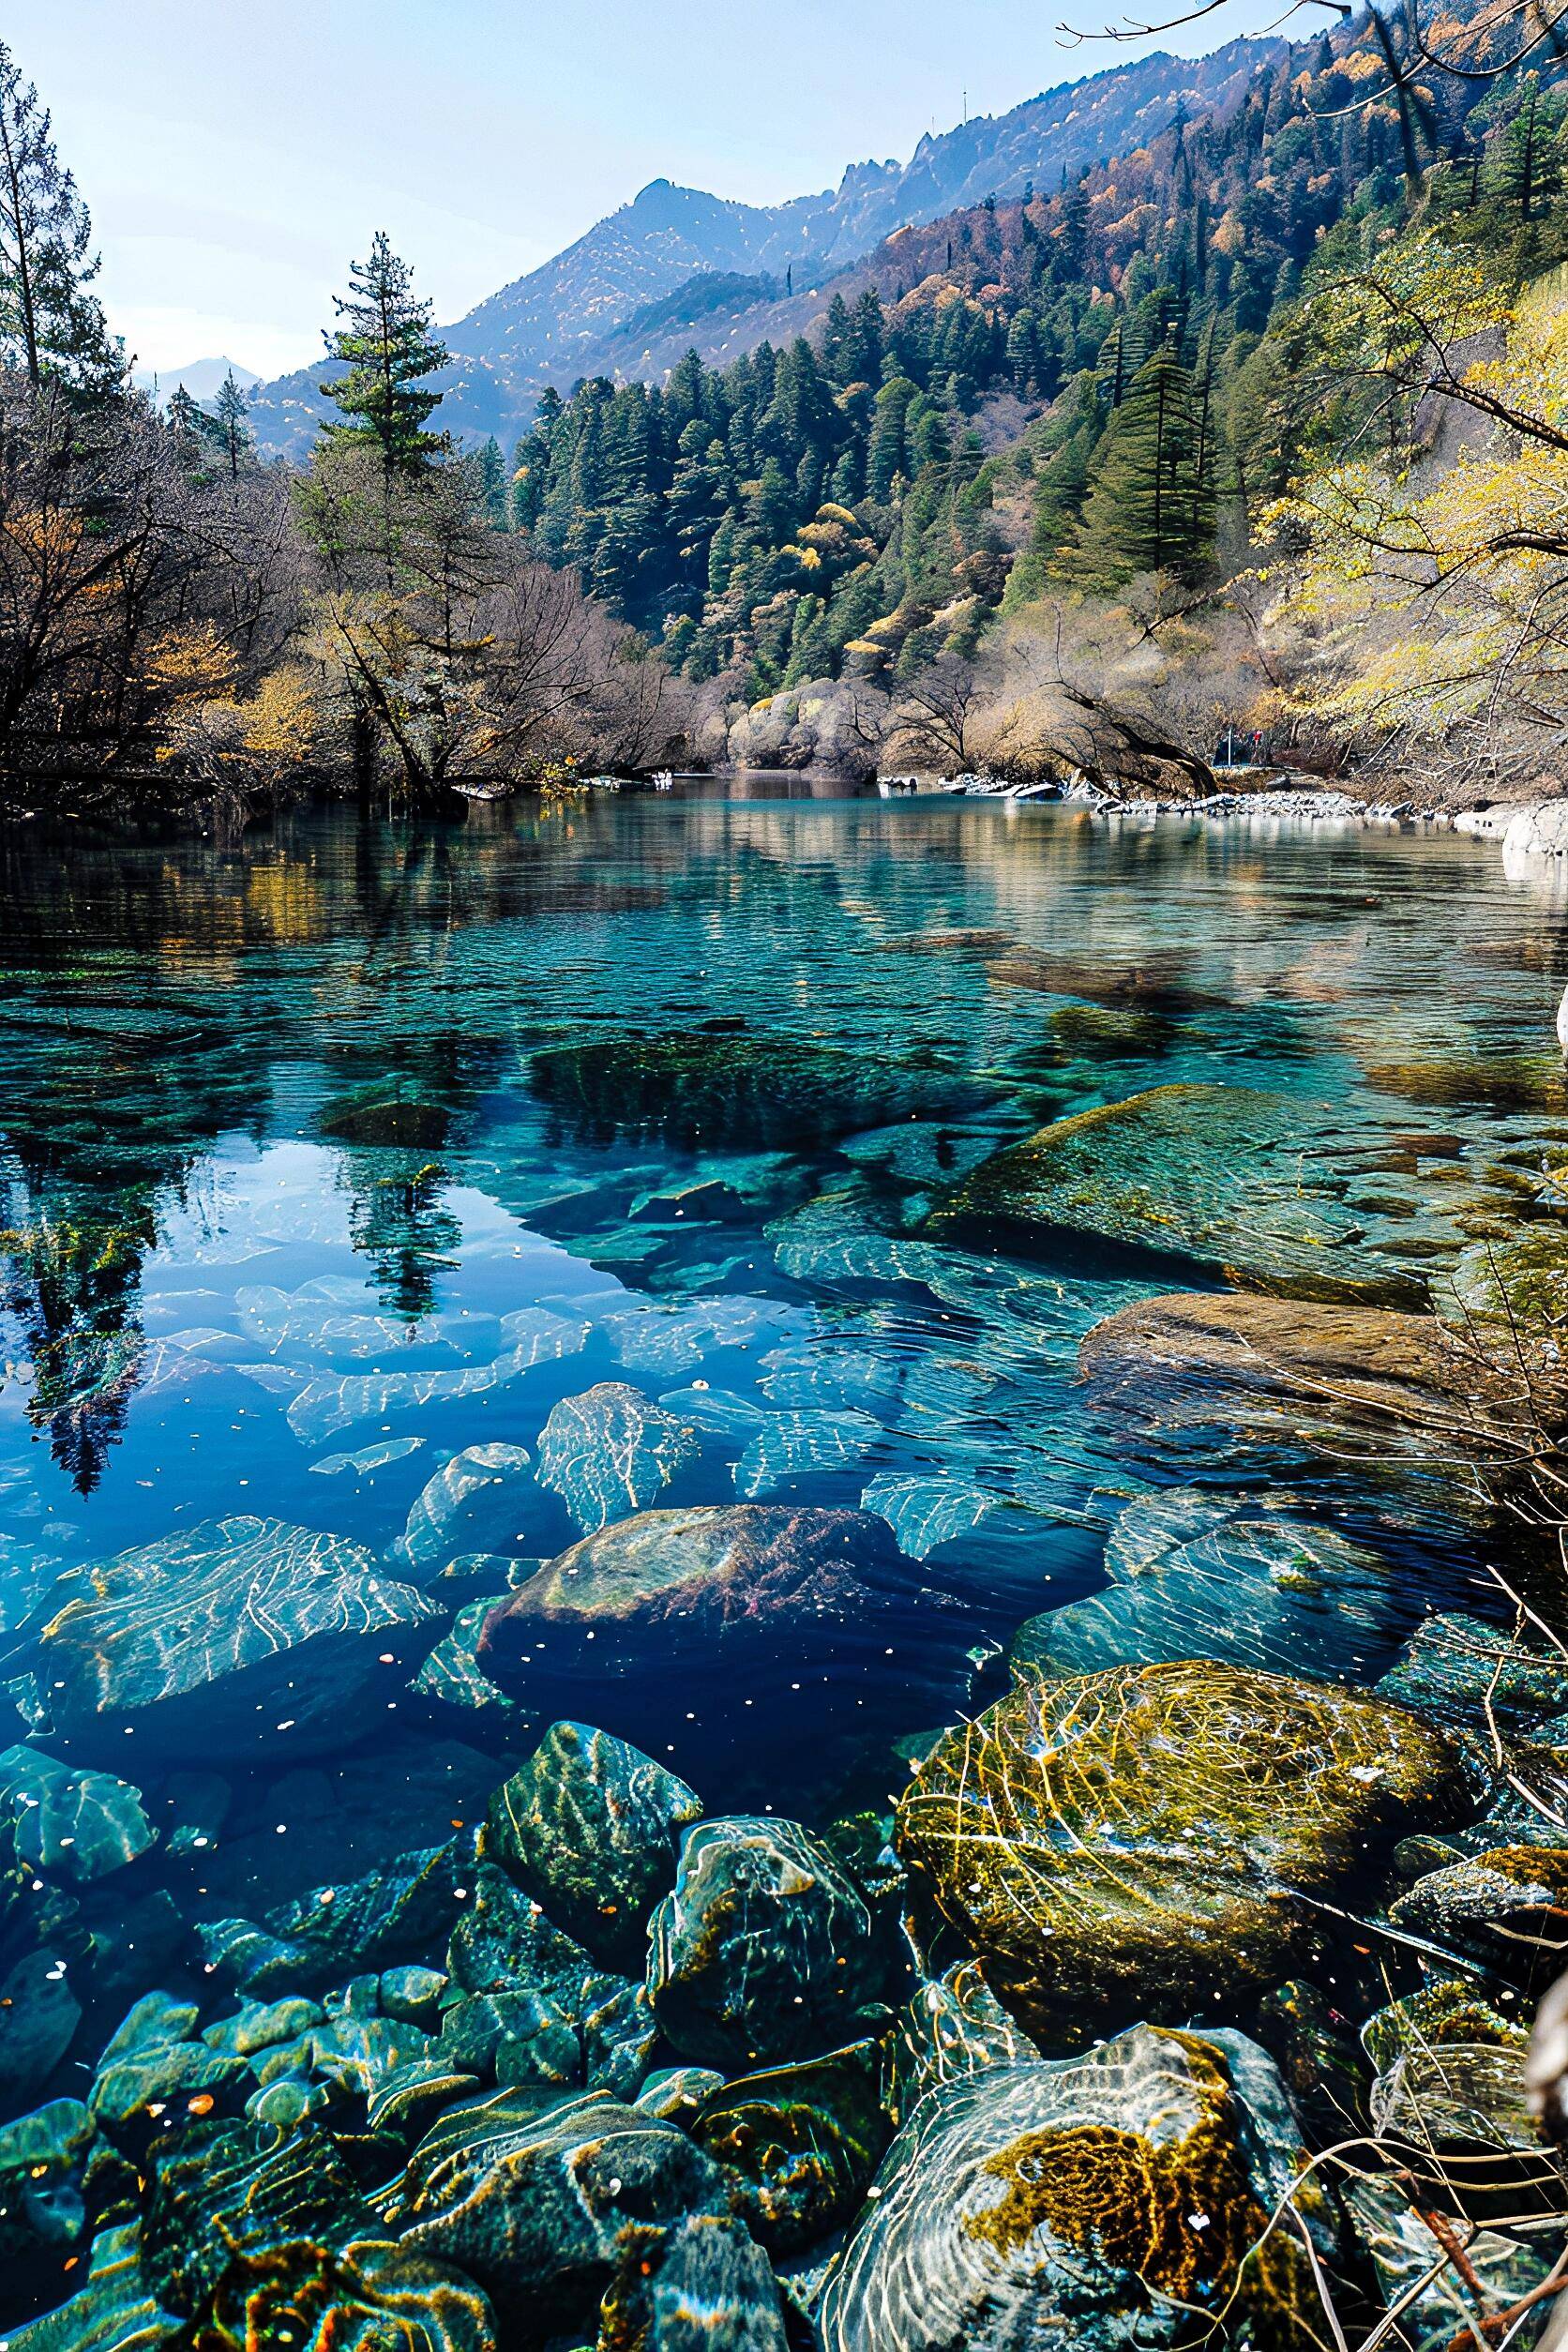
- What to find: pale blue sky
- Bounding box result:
[12,0,1288,376]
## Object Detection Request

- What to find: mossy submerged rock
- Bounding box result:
[1363,1982,1562,2217]
[819,2022,1332,2352]
[387,2084,733,2332]
[530,1028,985,1150]
[19,1516,442,1760]
[648,1816,881,2071]
[690,2036,890,2254]
[931,1084,1428,1305]
[1047,1002,1184,1058]
[1391,1847,1568,1985]
[897,1660,1472,2040]
[478,1504,977,1748]
[486,1721,701,1970]
[143,2119,496,2349]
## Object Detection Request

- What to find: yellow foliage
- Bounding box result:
[239,665,321,760]
[146,623,234,704]
[1274,258,1568,738]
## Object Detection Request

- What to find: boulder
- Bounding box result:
[819,2023,1332,2352]
[897,1660,1471,2040]
[530,1029,985,1152]
[486,1721,701,1970]
[1503,800,1568,859]
[388,2084,732,2332]
[18,1516,442,1760]
[648,1817,881,2071]
[891,1962,1038,2118]
[1076,1290,1545,1506]
[477,1504,977,1751]
[930,1084,1427,1304]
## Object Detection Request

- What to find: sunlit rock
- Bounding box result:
[819,2023,1332,2352]
[897,1659,1471,2040]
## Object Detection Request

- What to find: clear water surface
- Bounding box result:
[0,784,1562,1871]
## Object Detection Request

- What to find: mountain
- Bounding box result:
[134,355,262,407]
[246,36,1277,459]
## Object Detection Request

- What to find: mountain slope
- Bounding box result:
[246,36,1276,457]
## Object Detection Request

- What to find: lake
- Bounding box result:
[1,784,1565,2339]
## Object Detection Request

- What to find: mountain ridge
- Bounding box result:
[245,34,1279,457]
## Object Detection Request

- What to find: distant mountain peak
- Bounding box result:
[245,30,1282,459]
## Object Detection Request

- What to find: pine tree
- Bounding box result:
[1059,334,1214,589]
[477,434,508,527]
[319,232,449,477]
[0,40,117,394]
[213,369,253,479]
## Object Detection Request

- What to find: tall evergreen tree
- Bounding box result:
[213,369,253,480]
[0,40,116,393]
[319,232,449,477]
[1060,334,1214,588]
[476,434,508,527]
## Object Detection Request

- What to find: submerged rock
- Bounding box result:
[530,1029,984,1151]
[397,1444,535,1576]
[1364,1982,1562,2217]
[1391,1847,1568,1986]
[1364,1055,1568,1112]
[319,1085,451,1149]
[648,1816,880,2071]
[819,2022,1331,2352]
[932,1084,1427,1304]
[0,1950,83,2118]
[143,2119,496,2348]
[0,2098,94,2298]
[1376,1613,1568,1741]
[486,1721,701,1970]
[19,1516,442,1759]
[197,1838,468,1997]
[388,2084,732,2332]
[897,1660,1470,2040]
[1077,1289,1544,1503]
[0,1746,154,1883]
[691,2036,891,2253]
[477,1504,977,1748]
[1012,1490,1399,1684]
[1346,2174,1560,2352]
[4,2219,177,2350]
[535,1382,701,1533]
[597,2209,792,2349]
[892,1962,1038,2116]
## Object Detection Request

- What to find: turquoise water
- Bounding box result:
[0,789,1560,1815]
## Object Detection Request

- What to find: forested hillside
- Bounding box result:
[503,0,1568,749]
